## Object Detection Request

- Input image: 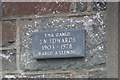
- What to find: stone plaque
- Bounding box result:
[32,29,85,59]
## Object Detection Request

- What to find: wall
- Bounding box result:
[0,2,118,79]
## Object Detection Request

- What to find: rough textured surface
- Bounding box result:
[2,2,70,17]
[1,49,16,71]
[22,73,73,78]
[89,70,107,78]
[19,13,107,71]
[1,21,16,46]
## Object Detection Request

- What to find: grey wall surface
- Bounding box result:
[106,2,118,78]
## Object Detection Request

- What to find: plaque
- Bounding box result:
[32,29,85,59]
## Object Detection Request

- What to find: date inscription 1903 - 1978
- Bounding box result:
[32,29,85,59]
